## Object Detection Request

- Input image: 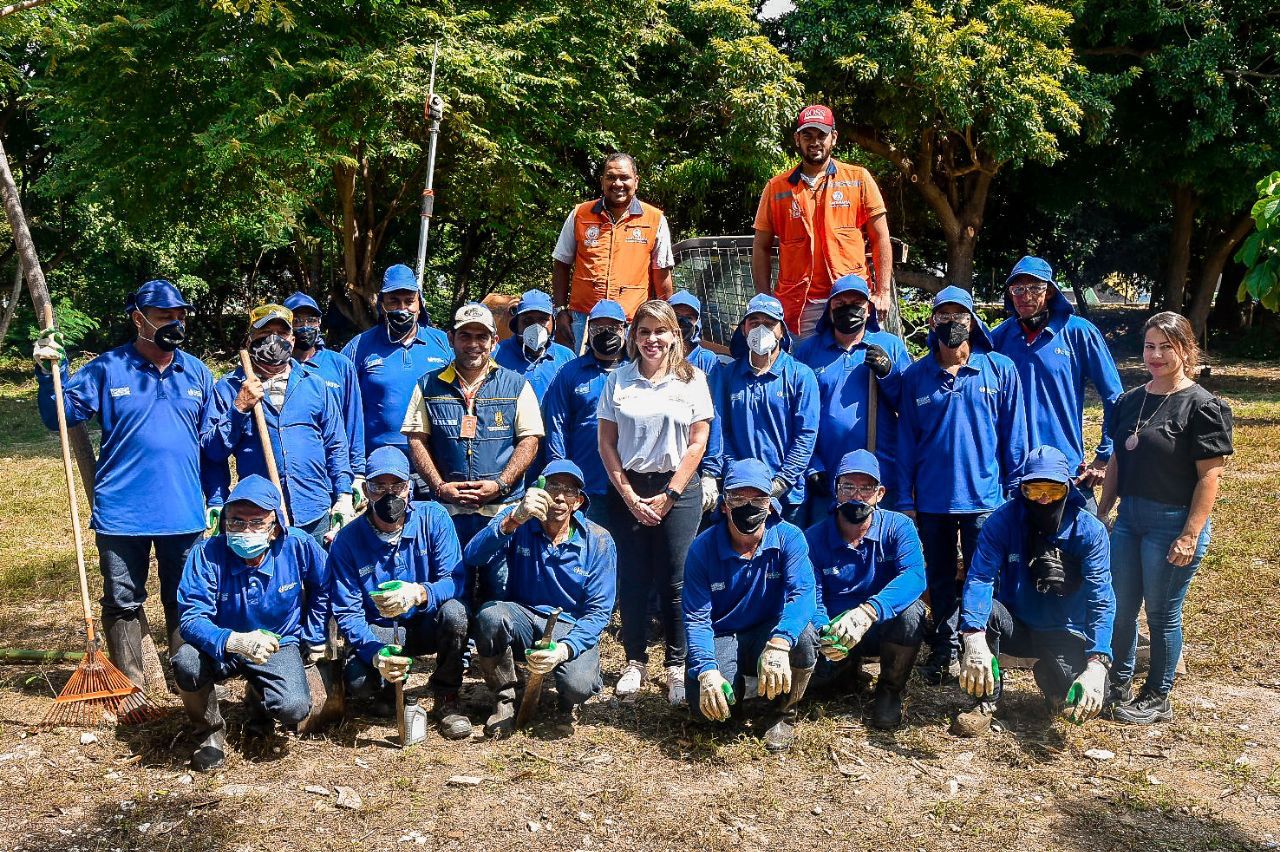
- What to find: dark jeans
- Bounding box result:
[95,531,203,637]
[917,511,989,665]
[1110,496,1210,696]
[295,513,330,547]
[172,642,311,725]
[685,624,819,721]
[474,601,602,709]
[813,600,927,687]
[983,599,1093,703]
[452,510,510,606]
[607,470,703,668]
[344,598,469,696]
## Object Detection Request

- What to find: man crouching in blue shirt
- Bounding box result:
[464,460,617,738]
[174,475,330,772]
[683,459,818,752]
[953,446,1116,737]
[808,450,927,730]
[329,446,471,740]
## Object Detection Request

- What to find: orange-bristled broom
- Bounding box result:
[39,304,165,728]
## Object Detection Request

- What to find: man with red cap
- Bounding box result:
[752,105,894,338]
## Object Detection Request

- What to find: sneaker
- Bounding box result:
[1111,691,1172,725]
[615,662,647,697]
[666,665,686,707]
[1104,680,1134,713]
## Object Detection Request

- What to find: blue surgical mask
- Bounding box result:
[227,530,272,560]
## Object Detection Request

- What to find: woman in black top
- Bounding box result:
[1097,312,1232,725]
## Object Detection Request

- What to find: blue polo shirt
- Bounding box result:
[686,344,722,379]
[299,344,366,477]
[682,517,817,677]
[36,343,217,536]
[543,353,626,495]
[341,323,451,456]
[804,509,925,626]
[494,336,575,399]
[464,507,617,658]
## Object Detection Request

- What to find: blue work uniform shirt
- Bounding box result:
[329,501,465,665]
[299,343,367,477]
[177,528,330,664]
[685,344,722,379]
[682,516,817,678]
[464,507,617,658]
[493,336,575,399]
[543,354,626,495]
[960,493,1115,658]
[804,509,926,626]
[36,344,217,536]
[341,323,451,456]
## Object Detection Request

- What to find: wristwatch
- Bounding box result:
[663,485,682,501]
[497,479,513,499]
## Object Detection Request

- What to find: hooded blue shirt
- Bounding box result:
[329,500,465,665]
[989,287,1123,472]
[177,476,330,663]
[543,353,627,495]
[297,344,366,478]
[464,506,617,658]
[896,286,1029,513]
[341,322,451,456]
[804,508,926,626]
[793,276,912,510]
[959,447,1115,657]
[682,515,818,678]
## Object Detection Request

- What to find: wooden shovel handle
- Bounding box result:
[238,349,291,526]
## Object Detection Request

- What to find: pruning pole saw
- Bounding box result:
[414,42,445,288]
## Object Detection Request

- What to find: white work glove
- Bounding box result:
[225,630,280,664]
[32,327,65,374]
[351,477,367,511]
[325,492,356,543]
[375,646,412,684]
[827,603,876,652]
[757,637,793,700]
[1065,659,1109,723]
[510,486,552,525]
[204,505,222,536]
[305,644,326,665]
[959,631,997,698]
[525,640,570,675]
[700,475,719,514]
[697,669,734,722]
[370,580,427,619]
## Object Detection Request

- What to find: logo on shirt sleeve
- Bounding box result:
[110,386,131,398]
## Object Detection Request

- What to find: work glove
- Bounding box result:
[959,632,997,698]
[305,644,327,666]
[806,470,830,499]
[326,492,356,543]
[697,669,734,722]
[510,486,553,525]
[769,478,789,500]
[204,505,222,537]
[226,630,280,664]
[371,580,427,619]
[864,343,893,380]
[350,477,367,511]
[825,604,876,654]
[525,640,570,676]
[757,637,792,700]
[700,475,719,514]
[32,327,66,374]
[1064,659,1109,723]
[375,646,412,684]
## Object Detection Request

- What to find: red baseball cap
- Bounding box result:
[797,104,835,133]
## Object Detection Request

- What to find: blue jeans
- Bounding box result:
[172,642,312,725]
[452,510,510,606]
[96,531,203,636]
[917,511,989,666]
[295,513,330,547]
[344,598,470,697]
[568,310,589,354]
[1110,496,1210,696]
[813,600,927,687]
[474,601,602,709]
[685,624,819,721]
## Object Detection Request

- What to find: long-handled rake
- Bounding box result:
[39,304,164,728]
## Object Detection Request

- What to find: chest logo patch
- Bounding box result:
[710,582,726,592]
[626,227,647,244]
[278,582,297,593]
[789,200,803,219]
[585,224,601,247]
[110,386,131,398]
[831,190,850,209]
[574,384,592,395]
[493,410,507,428]
[915,396,931,407]
[187,388,203,399]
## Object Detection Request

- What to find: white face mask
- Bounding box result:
[521,323,550,353]
[747,325,778,357]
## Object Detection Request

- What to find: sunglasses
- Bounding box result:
[1021,481,1069,502]
[1008,283,1049,297]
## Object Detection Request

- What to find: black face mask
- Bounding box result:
[838,499,874,525]
[249,333,293,367]
[729,503,769,535]
[373,492,407,525]
[677,316,700,346]
[1019,310,1050,333]
[590,329,624,359]
[831,303,868,336]
[1022,494,1067,537]
[386,309,416,339]
[141,317,186,352]
[936,320,969,349]
[293,326,321,349]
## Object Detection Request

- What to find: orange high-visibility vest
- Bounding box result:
[760,160,884,331]
[569,197,663,319]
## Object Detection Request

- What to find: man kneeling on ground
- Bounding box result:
[174,475,329,771]
[464,461,616,737]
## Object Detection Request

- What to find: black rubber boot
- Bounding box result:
[179,684,227,772]
[762,667,814,753]
[102,614,147,689]
[473,648,517,739]
[242,683,275,739]
[870,642,919,730]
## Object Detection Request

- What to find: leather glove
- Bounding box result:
[305,644,326,665]
[826,603,876,652]
[32,327,66,374]
[806,470,830,498]
[1065,659,1109,723]
[769,478,789,500]
[375,646,412,684]
[525,640,570,675]
[351,477,367,511]
[225,630,280,664]
[864,343,893,380]
[326,492,356,543]
[757,637,792,699]
[700,475,719,514]
[511,486,553,524]
[697,669,735,722]
[959,631,997,698]
[371,580,427,619]
[204,505,222,536]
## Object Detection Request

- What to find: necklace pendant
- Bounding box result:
[1125,433,1139,451]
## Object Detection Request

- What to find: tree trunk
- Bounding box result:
[1163,184,1197,313]
[945,229,979,290]
[1188,213,1254,338]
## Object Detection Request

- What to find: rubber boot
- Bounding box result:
[179,684,227,772]
[242,683,275,739]
[870,642,918,730]
[1032,658,1069,717]
[473,648,517,739]
[102,613,147,689]
[762,667,814,753]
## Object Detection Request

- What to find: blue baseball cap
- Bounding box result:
[723,459,773,494]
[744,293,785,323]
[540,459,586,489]
[1005,256,1056,288]
[225,474,288,531]
[380,264,420,294]
[509,290,555,331]
[366,446,412,481]
[283,291,322,316]
[125,279,192,316]
[1016,445,1072,485]
[668,291,702,313]
[835,449,881,484]
[588,300,626,323]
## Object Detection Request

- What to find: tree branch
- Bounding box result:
[0,0,54,19]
